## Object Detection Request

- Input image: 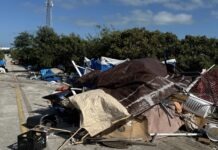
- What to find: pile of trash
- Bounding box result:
[25,56,128,83]
[19,57,218,149]
[26,68,64,82]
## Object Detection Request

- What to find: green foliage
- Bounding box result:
[57,34,86,66]
[12,32,34,64]
[34,26,60,67]
[12,26,218,72]
[177,35,217,71]
[12,26,87,70]
[0,51,4,59]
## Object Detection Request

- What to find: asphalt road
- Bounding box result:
[0,55,217,150]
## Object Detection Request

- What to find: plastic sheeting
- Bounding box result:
[40,69,61,82]
[40,69,55,78]
[84,56,129,72]
[0,59,6,67]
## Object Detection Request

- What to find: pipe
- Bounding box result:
[150,133,202,137]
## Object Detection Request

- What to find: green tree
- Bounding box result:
[12,32,34,64]
[56,33,86,67]
[34,26,60,67]
[0,51,4,59]
[11,26,217,72]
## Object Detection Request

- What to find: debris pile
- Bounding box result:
[19,57,218,149]
[26,68,63,82]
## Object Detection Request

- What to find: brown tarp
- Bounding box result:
[142,105,183,134]
[101,104,183,140]
[96,58,168,88]
[77,58,179,117]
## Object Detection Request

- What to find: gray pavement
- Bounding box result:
[0,55,217,150]
[0,55,58,150]
[0,73,20,150]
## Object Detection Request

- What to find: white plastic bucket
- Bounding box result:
[205,123,218,142]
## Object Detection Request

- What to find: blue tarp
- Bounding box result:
[40,69,61,82]
[0,60,6,67]
[90,59,113,72]
[85,57,129,72]
[40,69,54,78]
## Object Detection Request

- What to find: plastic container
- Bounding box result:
[205,123,218,142]
[183,94,214,118]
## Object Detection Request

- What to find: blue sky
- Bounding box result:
[1,0,218,47]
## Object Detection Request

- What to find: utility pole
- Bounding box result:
[45,0,53,27]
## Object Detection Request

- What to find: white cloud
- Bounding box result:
[153,11,192,24]
[117,0,169,6]
[106,10,192,26]
[211,11,218,19]
[118,0,218,11]
[107,10,153,25]
[164,0,204,11]
[55,0,100,10]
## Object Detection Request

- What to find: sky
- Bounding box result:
[1,0,218,47]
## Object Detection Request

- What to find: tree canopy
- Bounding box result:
[0,51,4,59]
[11,26,218,72]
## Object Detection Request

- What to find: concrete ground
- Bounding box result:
[0,55,217,150]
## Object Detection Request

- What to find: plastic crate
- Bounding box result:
[18,130,46,150]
